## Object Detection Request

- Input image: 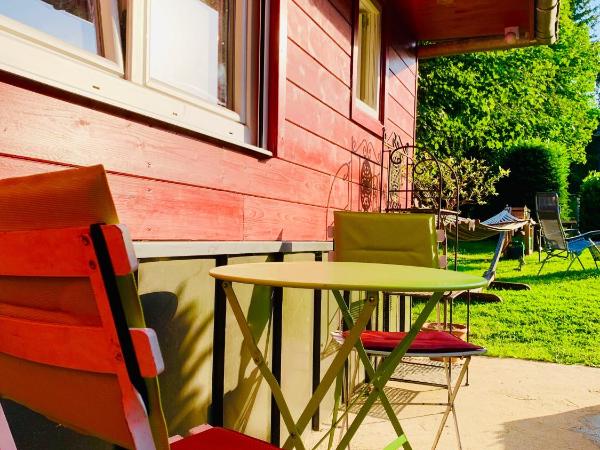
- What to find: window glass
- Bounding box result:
[357,0,381,110]
[148,0,232,108]
[0,0,101,54]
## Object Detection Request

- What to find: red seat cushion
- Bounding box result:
[343,330,484,353]
[171,427,280,450]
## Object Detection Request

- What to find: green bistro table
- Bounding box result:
[209,261,487,450]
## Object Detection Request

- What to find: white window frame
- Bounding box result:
[0,0,267,155]
[0,0,123,74]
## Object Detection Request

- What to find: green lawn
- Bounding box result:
[415,240,600,367]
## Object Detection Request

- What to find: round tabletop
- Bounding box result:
[209,261,487,292]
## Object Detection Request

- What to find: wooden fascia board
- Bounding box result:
[418,0,559,59]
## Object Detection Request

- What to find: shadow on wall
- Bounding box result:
[222,283,273,433]
[140,290,212,434]
[325,139,382,239]
[1,399,112,450]
[499,405,600,449]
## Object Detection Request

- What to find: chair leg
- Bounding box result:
[430,357,470,450]
[538,253,552,275]
[566,254,584,272]
[0,402,17,450]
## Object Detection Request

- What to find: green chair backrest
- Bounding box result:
[333,211,440,269]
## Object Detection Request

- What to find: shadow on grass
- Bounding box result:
[497,268,599,285]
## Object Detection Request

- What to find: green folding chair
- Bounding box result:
[331,211,485,450]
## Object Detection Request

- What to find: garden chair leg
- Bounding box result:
[538,253,551,275]
[0,402,17,450]
[430,357,470,450]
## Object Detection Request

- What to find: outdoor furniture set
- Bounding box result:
[0,165,488,450]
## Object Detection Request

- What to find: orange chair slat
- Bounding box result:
[0,227,94,277]
[130,328,164,378]
[0,315,118,374]
[100,225,138,276]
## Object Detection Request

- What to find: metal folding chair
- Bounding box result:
[332,211,485,450]
[535,192,600,274]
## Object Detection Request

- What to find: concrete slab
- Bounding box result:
[307,357,600,449]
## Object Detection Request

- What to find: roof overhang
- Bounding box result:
[392,0,560,59]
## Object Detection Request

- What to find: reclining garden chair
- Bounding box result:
[0,165,279,450]
[331,211,486,450]
[535,192,600,275]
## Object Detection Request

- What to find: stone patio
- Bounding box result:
[308,356,600,449]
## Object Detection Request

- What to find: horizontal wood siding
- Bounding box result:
[0,1,417,242]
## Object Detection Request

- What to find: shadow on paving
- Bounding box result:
[345,358,468,420]
[500,405,600,449]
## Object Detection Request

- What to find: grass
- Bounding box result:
[414,239,600,367]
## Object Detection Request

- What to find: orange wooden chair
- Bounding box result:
[0,165,279,450]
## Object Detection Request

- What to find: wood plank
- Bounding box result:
[390,43,417,75]
[0,315,115,374]
[287,40,351,117]
[388,47,417,96]
[0,82,348,209]
[108,174,244,241]
[329,0,351,23]
[385,95,415,138]
[288,0,351,86]
[280,120,352,177]
[0,156,245,241]
[386,69,416,118]
[285,81,382,162]
[243,197,327,241]
[0,155,355,241]
[291,0,352,55]
[0,227,91,277]
[406,0,530,41]
[384,123,413,148]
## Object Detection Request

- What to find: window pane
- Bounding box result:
[148,0,232,108]
[0,0,101,54]
[357,0,381,110]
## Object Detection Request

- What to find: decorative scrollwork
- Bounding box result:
[383,132,460,224]
[359,159,373,211]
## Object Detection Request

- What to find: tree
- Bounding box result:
[572,0,600,31]
[417,0,600,171]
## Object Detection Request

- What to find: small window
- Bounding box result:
[145,0,260,142]
[356,0,381,112]
[0,0,266,152]
[0,0,123,65]
[148,0,233,108]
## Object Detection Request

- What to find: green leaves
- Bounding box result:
[417,2,600,175]
[579,171,600,230]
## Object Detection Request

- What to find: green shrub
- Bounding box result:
[494,141,571,219]
[579,171,600,231]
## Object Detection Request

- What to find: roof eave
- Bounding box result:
[418,0,559,59]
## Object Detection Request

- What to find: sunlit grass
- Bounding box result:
[415,240,600,366]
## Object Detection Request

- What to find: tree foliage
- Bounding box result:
[413,157,509,211]
[579,171,600,230]
[573,0,600,30]
[417,0,600,169]
[493,141,572,218]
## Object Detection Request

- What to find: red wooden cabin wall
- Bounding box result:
[0,1,417,242]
